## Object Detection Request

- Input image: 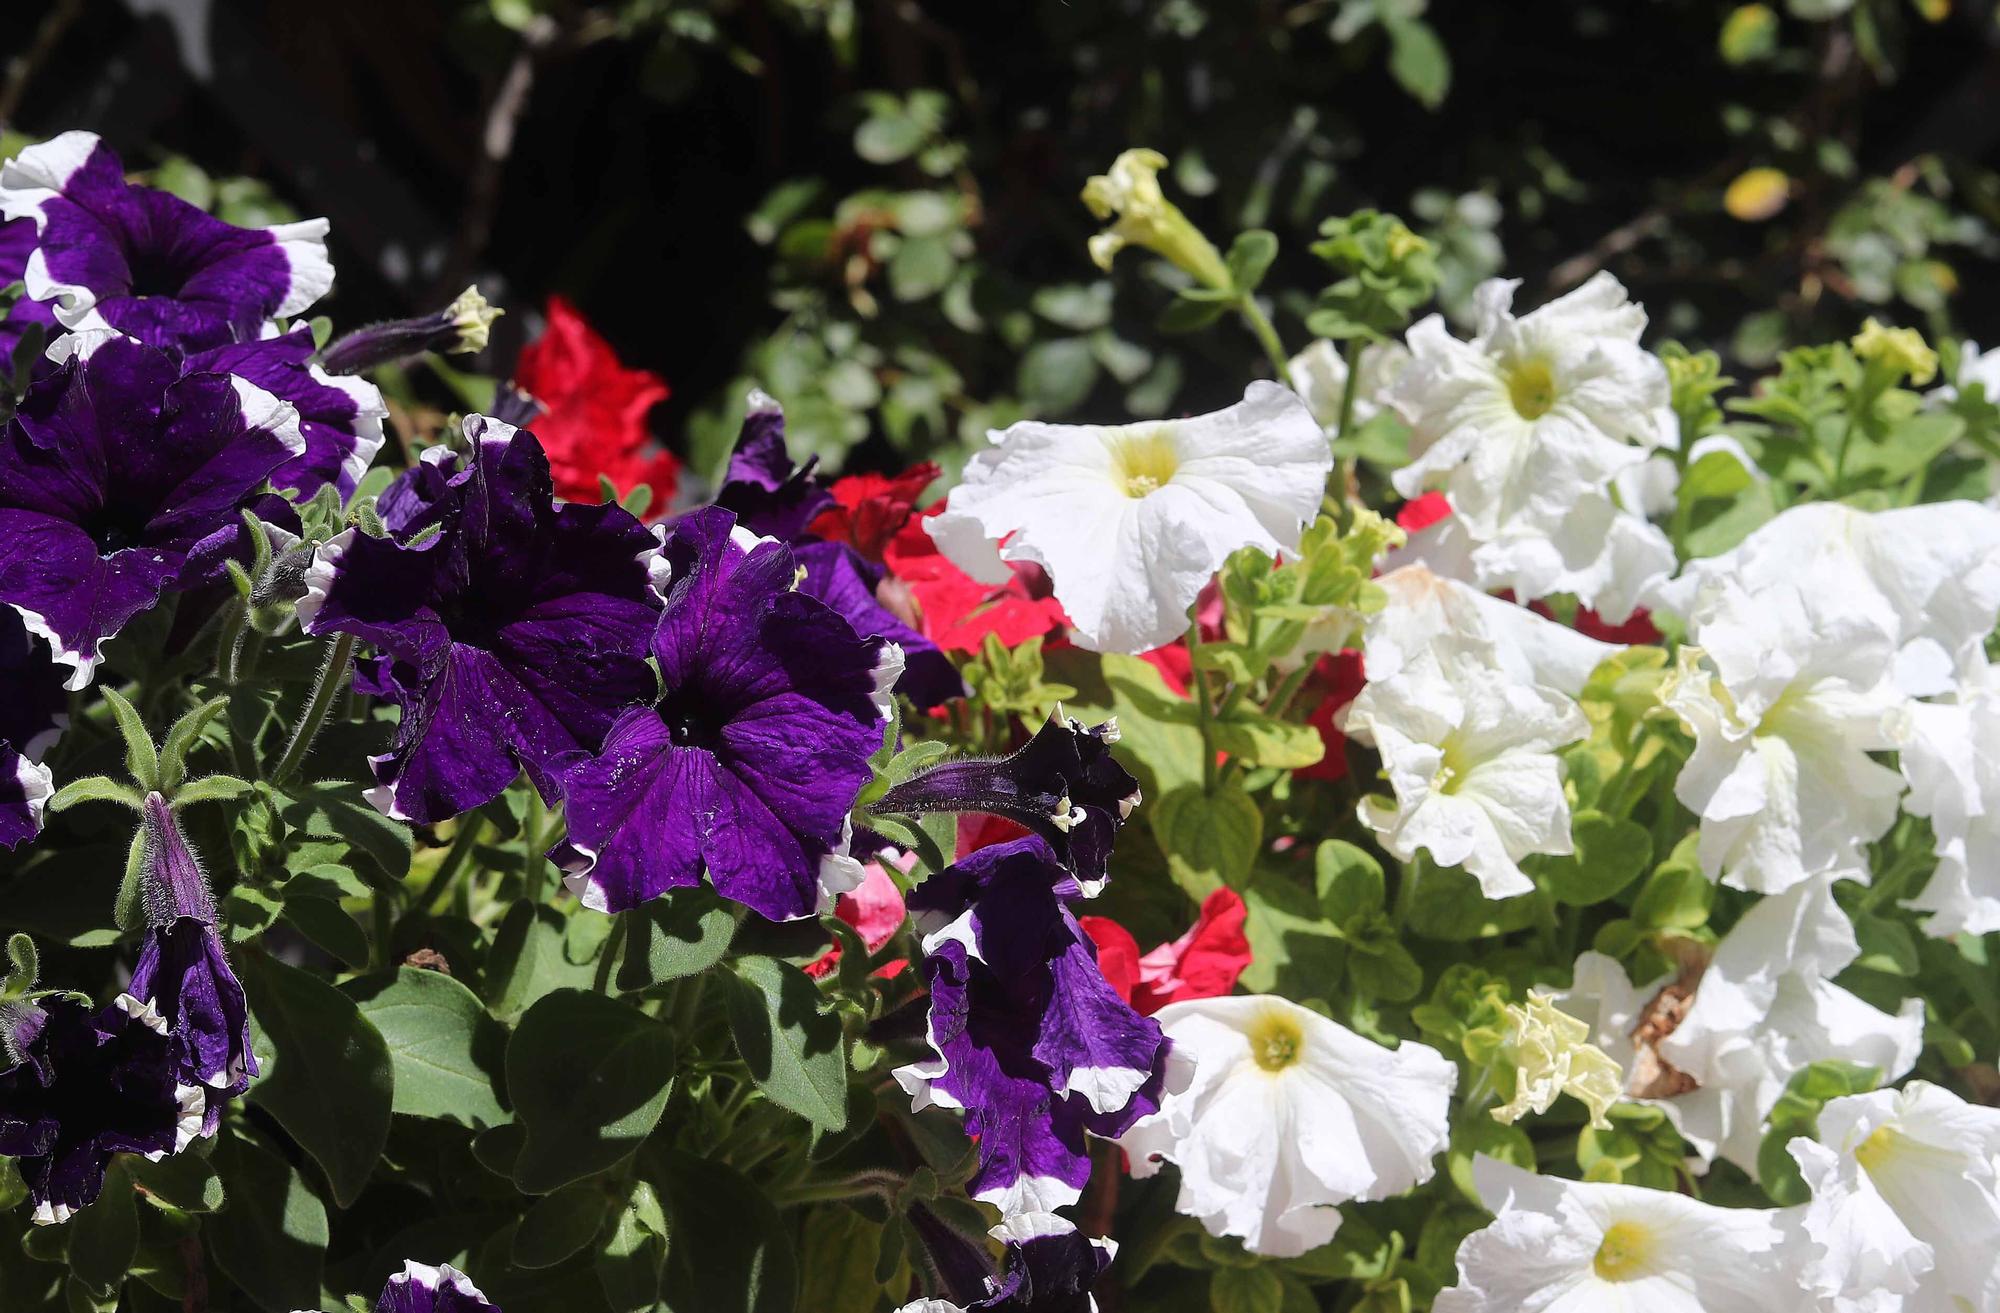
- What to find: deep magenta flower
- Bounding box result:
[299,417,661,824]
[0,132,331,351]
[0,332,304,687]
[551,506,900,922]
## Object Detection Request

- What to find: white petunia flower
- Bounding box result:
[1662,573,1911,894]
[1653,501,2000,697]
[1930,337,2000,409]
[1384,272,1678,620]
[1118,995,1455,1258]
[929,381,1331,653]
[1434,1156,1793,1312]
[1288,338,1411,430]
[1560,876,1922,1177]
[1900,659,2000,935]
[1366,563,1621,698]
[1787,1080,2000,1312]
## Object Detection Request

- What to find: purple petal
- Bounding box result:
[190,326,386,498]
[794,539,964,707]
[0,742,52,850]
[376,1260,500,1313]
[713,394,836,542]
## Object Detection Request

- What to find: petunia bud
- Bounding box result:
[1080,148,1231,290]
[321,286,503,375]
[1850,317,1938,387]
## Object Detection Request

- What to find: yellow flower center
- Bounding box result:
[1247,1006,1305,1073]
[1854,1124,1899,1174]
[1433,735,1472,794]
[1506,359,1558,420]
[1108,429,1180,499]
[1593,1221,1655,1281]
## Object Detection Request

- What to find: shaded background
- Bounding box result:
[12,0,2000,476]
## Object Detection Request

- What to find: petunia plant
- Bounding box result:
[2,122,2000,1313]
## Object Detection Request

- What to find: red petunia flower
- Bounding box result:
[512,295,679,516]
[1395,490,1454,534]
[881,511,1068,653]
[1295,648,1366,783]
[810,463,939,562]
[1079,888,1254,1015]
[804,854,913,980]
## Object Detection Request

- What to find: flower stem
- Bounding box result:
[417,813,487,916]
[1185,615,1220,794]
[768,1169,906,1208]
[270,633,355,787]
[1235,293,1295,389]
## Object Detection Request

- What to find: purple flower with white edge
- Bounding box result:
[0,607,65,850]
[0,216,60,367]
[0,994,204,1224]
[362,1260,500,1313]
[897,1212,1115,1313]
[0,132,332,351]
[876,712,1139,894]
[128,792,255,1127]
[715,392,965,706]
[191,325,387,499]
[893,836,1185,1216]
[0,331,304,688]
[299,417,660,824]
[551,505,900,921]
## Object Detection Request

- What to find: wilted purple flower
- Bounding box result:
[299,417,660,824]
[191,325,387,499]
[0,332,304,687]
[368,1260,500,1313]
[0,994,203,1224]
[715,393,965,707]
[894,837,1184,1217]
[0,132,332,351]
[899,1212,1114,1313]
[876,712,1139,893]
[0,607,64,850]
[551,506,900,921]
[128,794,254,1128]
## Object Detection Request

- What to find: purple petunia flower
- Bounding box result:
[875,712,1140,894]
[0,607,64,850]
[0,216,61,368]
[299,417,661,824]
[0,994,204,1224]
[366,1260,500,1313]
[551,505,900,922]
[899,1212,1114,1313]
[0,132,332,351]
[191,326,387,499]
[128,793,254,1131]
[893,836,1185,1217]
[714,393,965,708]
[0,331,304,688]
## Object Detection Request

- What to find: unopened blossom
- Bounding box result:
[510,294,678,512]
[1849,316,1937,385]
[895,837,1184,1216]
[300,417,661,824]
[1663,573,1911,893]
[0,332,303,687]
[1288,337,1410,430]
[876,710,1140,895]
[0,132,332,350]
[1082,887,1253,1016]
[1652,501,2000,696]
[1492,991,1621,1131]
[1434,1156,1792,1312]
[349,1261,500,1313]
[1079,148,1230,288]
[0,995,204,1224]
[895,1212,1114,1313]
[321,287,502,375]
[129,793,255,1131]
[1899,660,2000,935]
[1119,994,1454,1257]
[1787,1081,2000,1311]
[930,381,1330,653]
[1561,876,1921,1176]
[553,505,898,921]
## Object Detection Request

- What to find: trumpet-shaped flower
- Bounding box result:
[1079,148,1230,288]
[1786,1081,2000,1311]
[361,1261,500,1313]
[1662,574,1911,893]
[929,382,1331,654]
[894,1212,1115,1313]
[1492,991,1622,1131]
[511,294,679,513]
[1366,563,1620,697]
[1899,660,2000,935]
[0,131,331,350]
[1118,994,1454,1257]
[1561,876,1922,1176]
[1434,1156,1793,1312]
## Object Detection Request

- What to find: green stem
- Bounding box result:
[768,1169,906,1208]
[1334,337,1365,441]
[1235,294,1295,389]
[269,633,356,787]
[417,814,487,916]
[1184,616,1219,794]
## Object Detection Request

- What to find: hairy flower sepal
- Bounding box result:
[321,286,501,375]
[871,709,1140,894]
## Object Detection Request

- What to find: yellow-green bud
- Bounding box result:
[1491,992,1623,1131]
[1080,149,1231,291]
[446,286,504,355]
[1850,317,1938,387]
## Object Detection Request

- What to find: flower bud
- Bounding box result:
[1850,317,1938,387]
[321,286,504,375]
[1081,149,1231,290]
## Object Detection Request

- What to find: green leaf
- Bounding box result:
[1158,293,1232,334]
[597,1179,670,1313]
[1017,337,1099,414]
[1150,784,1263,893]
[1225,229,1279,294]
[156,697,228,793]
[1539,811,1653,907]
[797,1205,889,1310]
[206,1127,329,1311]
[170,775,256,808]
[5,932,39,992]
[1206,705,1324,769]
[1316,840,1385,925]
[65,1159,136,1296]
[1406,864,1538,941]
[345,967,511,1128]
[1211,1263,1285,1313]
[98,687,159,793]
[889,234,955,302]
[1385,17,1451,109]
[659,1151,798,1313]
[46,776,146,814]
[1445,1115,1536,1205]
[283,895,370,967]
[241,950,395,1207]
[3,843,126,946]
[616,888,737,991]
[512,1179,615,1269]
[486,899,598,1020]
[723,954,850,1132]
[128,1152,224,1213]
[275,780,413,881]
[1631,842,1715,931]
[508,989,676,1193]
